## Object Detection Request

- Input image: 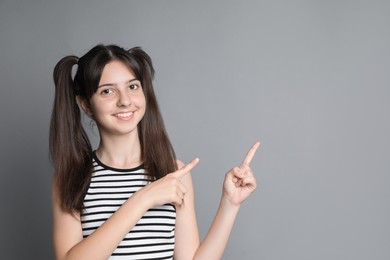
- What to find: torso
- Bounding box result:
[81,152,176,259]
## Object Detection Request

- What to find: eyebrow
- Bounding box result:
[98,78,139,88]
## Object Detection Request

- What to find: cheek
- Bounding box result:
[89,99,111,119]
[138,95,147,119]
[137,91,147,110]
[139,98,147,117]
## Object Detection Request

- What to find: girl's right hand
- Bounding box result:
[137,158,199,208]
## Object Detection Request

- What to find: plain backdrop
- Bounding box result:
[0,0,389,259]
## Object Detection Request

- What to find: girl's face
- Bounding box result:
[81,60,146,138]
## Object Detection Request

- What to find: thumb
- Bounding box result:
[172,158,199,178]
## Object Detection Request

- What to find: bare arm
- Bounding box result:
[195,142,260,259]
[174,161,201,259]
[53,183,151,260]
[174,142,260,260]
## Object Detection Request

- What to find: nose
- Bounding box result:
[117,90,132,107]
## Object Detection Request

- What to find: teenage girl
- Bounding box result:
[50,44,260,260]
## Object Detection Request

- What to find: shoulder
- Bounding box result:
[52,177,83,258]
[176,159,185,169]
[175,159,194,187]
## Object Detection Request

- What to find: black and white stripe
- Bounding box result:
[81,155,176,259]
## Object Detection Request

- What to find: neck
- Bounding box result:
[96,131,142,169]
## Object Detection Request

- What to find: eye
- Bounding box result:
[100,88,113,95]
[129,84,140,91]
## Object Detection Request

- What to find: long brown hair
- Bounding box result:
[50,45,177,213]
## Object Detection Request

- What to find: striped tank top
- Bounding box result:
[81,153,176,259]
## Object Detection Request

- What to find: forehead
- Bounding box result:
[99,60,136,84]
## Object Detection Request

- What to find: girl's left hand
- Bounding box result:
[223,142,260,206]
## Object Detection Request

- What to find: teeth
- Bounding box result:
[115,112,133,118]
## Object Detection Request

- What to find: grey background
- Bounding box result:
[1,0,389,259]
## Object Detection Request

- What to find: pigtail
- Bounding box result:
[50,56,93,213]
[128,48,178,179]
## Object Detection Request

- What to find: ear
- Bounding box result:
[76,96,93,117]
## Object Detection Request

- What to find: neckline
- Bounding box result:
[92,150,144,172]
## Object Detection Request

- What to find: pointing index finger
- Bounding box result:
[174,158,199,178]
[241,141,260,166]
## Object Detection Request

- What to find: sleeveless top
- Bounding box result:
[81,153,176,259]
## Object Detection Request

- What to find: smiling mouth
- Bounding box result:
[114,112,134,118]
